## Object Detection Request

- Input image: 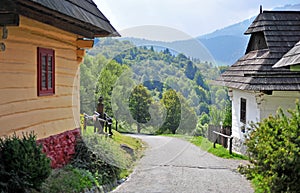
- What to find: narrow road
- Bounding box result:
[113,135,253,193]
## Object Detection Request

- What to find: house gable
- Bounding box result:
[218,11,300,91]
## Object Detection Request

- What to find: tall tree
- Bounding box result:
[129,84,152,133]
[160,89,181,134]
[96,60,128,115]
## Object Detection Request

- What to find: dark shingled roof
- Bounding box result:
[1,0,119,38]
[274,40,300,68]
[217,11,300,91]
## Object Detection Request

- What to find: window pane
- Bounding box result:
[240,98,246,124]
[48,56,52,88]
[42,55,47,89]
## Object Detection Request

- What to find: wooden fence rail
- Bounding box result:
[208,125,232,153]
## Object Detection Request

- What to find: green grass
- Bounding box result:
[83,126,144,152]
[163,134,248,160]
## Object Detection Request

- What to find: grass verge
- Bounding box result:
[162,134,248,160]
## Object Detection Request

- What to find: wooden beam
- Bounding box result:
[0,13,19,26]
[76,39,94,49]
[77,49,85,58]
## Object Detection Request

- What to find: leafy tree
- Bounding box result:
[199,113,210,126]
[129,84,152,133]
[160,89,181,134]
[184,61,196,80]
[194,71,208,90]
[242,101,300,193]
[222,101,232,127]
[209,105,224,126]
[96,60,128,115]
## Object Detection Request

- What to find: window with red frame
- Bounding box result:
[37,47,55,96]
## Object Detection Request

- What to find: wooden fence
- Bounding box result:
[208,125,232,148]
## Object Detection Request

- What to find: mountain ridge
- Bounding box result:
[112,3,300,66]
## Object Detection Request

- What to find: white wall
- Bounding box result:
[260,91,300,120]
[231,89,260,139]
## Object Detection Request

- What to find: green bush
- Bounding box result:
[71,134,131,185]
[243,101,300,193]
[0,132,51,193]
[40,165,97,193]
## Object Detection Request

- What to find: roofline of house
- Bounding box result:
[0,0,120,38]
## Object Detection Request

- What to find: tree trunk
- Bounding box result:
[137,123,141,133]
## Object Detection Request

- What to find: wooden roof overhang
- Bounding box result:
[216,11,300,91]
[0,0,119,39]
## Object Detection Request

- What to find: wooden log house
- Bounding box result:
[217,10,300,154]
[0,0,119,168]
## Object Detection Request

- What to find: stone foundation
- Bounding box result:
[232,136,247,155]
[37,128,81,168]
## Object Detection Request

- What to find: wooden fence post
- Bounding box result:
[229,137,233,154]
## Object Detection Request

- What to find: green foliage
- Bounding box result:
[243,101,300,193]
[0,132,51,193]
[41,165,97,193]
[80,38,231,135]
[222,101,232,127]
[71,133,132,185]
[209,105,224,125]
[80,55,108,115]
[159,89,181,134]
[129,84,153,133]
[96,60,128,115]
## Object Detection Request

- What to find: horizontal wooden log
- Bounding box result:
[76,39,94,49]
[213,131,232,138]
[0,95,75,117]
[0,107,76,134]
[15,118,78,140]
[20,16,76,44]
[76,49,85,57]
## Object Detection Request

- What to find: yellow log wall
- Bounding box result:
[0,16,82,139]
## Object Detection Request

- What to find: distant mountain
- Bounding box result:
[199,17,254,40]
[114,3,300,66]
[197,17,254,65]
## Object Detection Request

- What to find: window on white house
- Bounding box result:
[240,98,246,124]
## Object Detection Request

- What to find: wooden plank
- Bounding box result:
[19,16,76,42]
[213,131,232,138]
[15,118,77,140]
[76,49,86,58]
[76,39,94,48]
[8,27,76,50]
[0,107,75,135]
[0,72,35,88]
[0,94,74,116]
[0,13,19,26]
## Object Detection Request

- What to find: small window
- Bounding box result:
[240,98,246,124]
[37,47,55,96]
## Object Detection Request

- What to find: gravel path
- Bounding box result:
[112,135,253,193]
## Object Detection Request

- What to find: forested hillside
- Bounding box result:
[81,38,230,134]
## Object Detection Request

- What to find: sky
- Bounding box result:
[95,0,300,41]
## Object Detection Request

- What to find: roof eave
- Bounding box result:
[15,0,119,38]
